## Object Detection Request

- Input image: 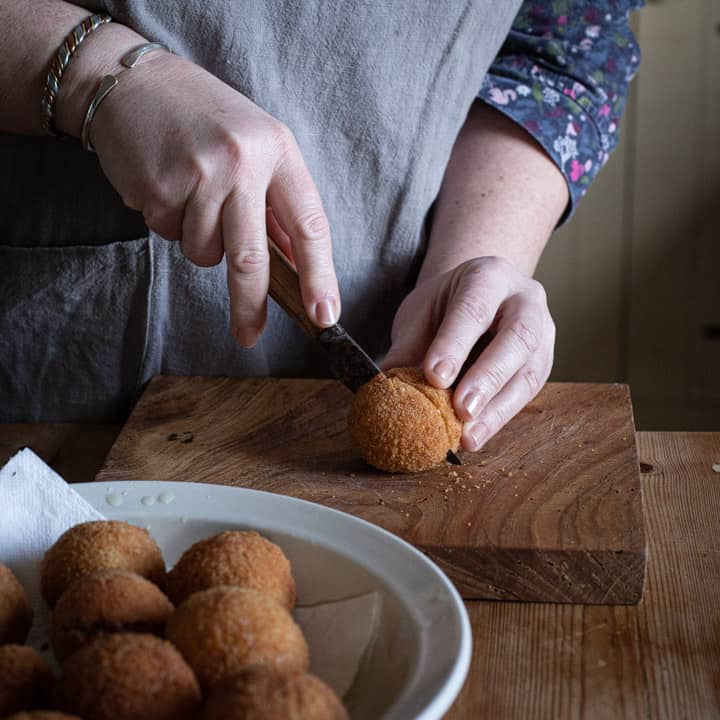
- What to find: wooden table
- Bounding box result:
[2,426,718,719]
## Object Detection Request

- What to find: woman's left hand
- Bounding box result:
[382,256,555,451]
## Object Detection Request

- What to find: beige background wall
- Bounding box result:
[536,1,720,430]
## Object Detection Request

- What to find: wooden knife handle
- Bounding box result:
[267,238,320,337]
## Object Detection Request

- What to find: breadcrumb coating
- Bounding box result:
[349,367,462,473]
[0,645,54,717]
[167,530,295,608]
[59,633,200,720]
[202,669,349,720]
[51,570,173,660]
[166,586,309,690]
[0,562,33,644]
[41,521,166,607]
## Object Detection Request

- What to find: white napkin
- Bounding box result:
[0,449,379,697]
[0,448,105,653]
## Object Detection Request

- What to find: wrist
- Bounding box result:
[54,22,147,138]
[419,220,546,284]
[417,250,531,288]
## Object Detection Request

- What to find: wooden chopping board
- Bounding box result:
[97,377,646,604]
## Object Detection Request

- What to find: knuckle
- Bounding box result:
[483,363,506,394]
[509,319,540,355]
[268,120,295,160]
[463,257,485,274]
[219,130,254,174]
[525,278,548,305]
[485,255,509,273]
[445,346,468,369]
[455,297,494,329]
[229,175,258,201]
[292,207,330,244]
[464,255,506,277]
[431,345,467,378]
[533,280,548,304]
[461,257,489,283]
[189,156,213,190]
[485,406,506,434]
[521,367,542,396]
[226,246,268,276]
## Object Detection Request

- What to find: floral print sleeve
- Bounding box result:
[478,1,643,221]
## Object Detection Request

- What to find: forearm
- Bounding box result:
[420,101,569,283]
[0,0,146,136]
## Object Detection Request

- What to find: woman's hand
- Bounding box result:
[89,51,340,346]
[382,256,555,451]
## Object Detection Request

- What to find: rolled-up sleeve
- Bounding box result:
[478,1,643,221]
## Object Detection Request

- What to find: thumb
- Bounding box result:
[380,330,427,371]
[381,285,440,371]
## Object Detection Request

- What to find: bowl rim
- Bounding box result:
[74,479,472,720]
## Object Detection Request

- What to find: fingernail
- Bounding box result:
[315,299,337,327]
[236,332,258,348]
[234,325,261,348]
[463,390,482,418]
[471,422,489,450]
[432,359,455,383]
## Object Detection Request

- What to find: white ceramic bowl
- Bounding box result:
[75,480,471,720]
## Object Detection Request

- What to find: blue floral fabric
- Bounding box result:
[479,1,643,221]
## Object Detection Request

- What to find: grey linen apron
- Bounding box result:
[0,1,521,422]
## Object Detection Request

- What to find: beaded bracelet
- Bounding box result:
[41,12,113,136]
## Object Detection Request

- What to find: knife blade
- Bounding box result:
[267,238,461,463]
[267,238,383,392]
[314,324,384,392]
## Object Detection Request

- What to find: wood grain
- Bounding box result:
[0,423,119,484]
[633,432,720,719]
[449,603,645,720]
[445,431,720,719]
[97,377,647,604]
[268,238,318,337]
[2,424,718,718]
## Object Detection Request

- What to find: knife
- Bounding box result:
[267,239,462,465]
[267,238,382,392]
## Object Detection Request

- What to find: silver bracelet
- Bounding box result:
[121,42,168,68]
[81,42,169,152]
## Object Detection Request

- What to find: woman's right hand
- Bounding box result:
[80,48,340,346]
